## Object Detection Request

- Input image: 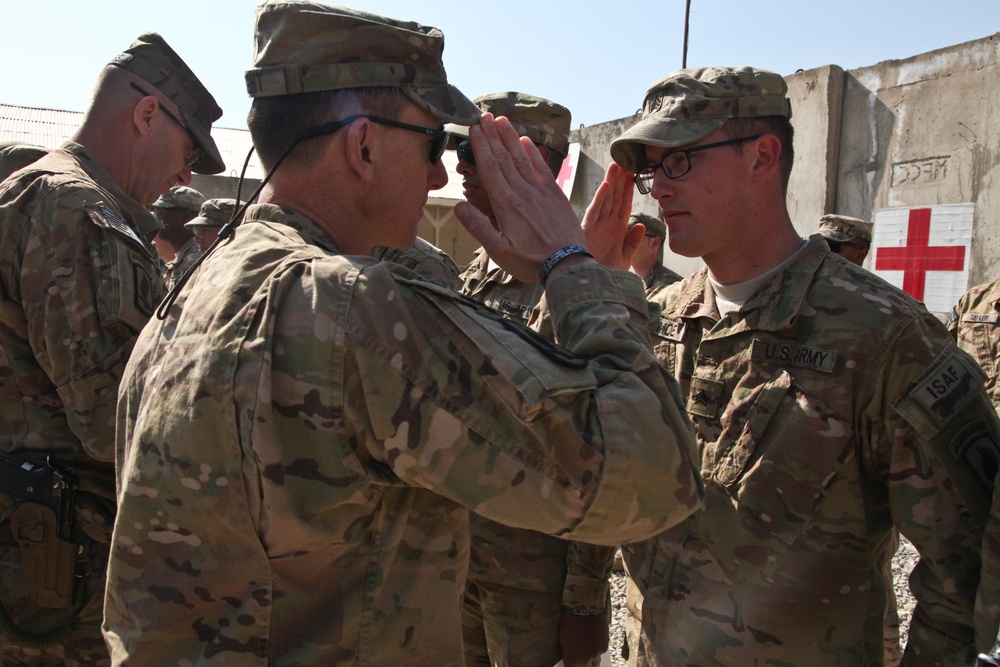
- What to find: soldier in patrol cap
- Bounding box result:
[609,65,1000,665]
[627,212,681,296]
[185,197,240,253]
[152,185,206,288]
[451,92,611,667]
[817,213,873,266]
[0,32,222,666]
[103,3,702,665]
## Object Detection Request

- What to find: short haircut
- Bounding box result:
[724,116,795,191]
[248,87,407,170]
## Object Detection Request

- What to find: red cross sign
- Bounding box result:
[871,204,974,313]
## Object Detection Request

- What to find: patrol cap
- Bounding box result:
[469,92,571,156]
[245,1,481,125]
[184,198,239,229]
[628,212,666,241]
[110,33,225,175]
[817,214,873,244]
[611,66,792,173]
[152,186,206,213]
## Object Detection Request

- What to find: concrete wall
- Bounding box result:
[567,33,1000,303]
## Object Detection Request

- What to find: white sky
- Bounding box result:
[1,0,997,130]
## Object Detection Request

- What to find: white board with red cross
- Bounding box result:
[871,204,974,313]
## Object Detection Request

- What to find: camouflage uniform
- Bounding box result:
[371,236,462,289]
[104,203,702,666]
[0,142,49,183]
[623,236,1000,666]
[949,279,1000,413]
[104,6,702,665]
[153,186,206,290]
[0,31,220,666]
[0,142,165,666]
[949,280,1000,659]
[455,93,615,667]
[642,264,681,298]
[163,236,201,290]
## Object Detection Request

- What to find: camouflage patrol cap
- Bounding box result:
[245,1,480,125]
[470,92,571,156]
[611,66,792,173]
[110,33,225,175]
[184,198,239,229]
[817,214,873,244]
[628,212,666,241]
[152,186,206,213]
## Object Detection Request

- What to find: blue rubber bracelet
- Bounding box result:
[539,245,591,284]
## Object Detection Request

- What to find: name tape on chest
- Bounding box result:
[655,317,685,342]
[749,338,837,373]
[961,313,1000,325]
[488,297,534,326]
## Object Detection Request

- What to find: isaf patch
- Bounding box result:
[749,338,837,373]
[912,353,977,427]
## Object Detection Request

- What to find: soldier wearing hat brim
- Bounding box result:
[611,65,1000,665]
[152,185,206,289]
[104,2,702,664]
[0,33,221,666]
[184,197,241,254]
[817,213,873,266]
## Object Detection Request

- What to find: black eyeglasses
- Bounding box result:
[304,114,448,165]
[130,82,203,168]
[634,135,761,194]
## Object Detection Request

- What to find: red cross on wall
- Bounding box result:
[874,208,966,301]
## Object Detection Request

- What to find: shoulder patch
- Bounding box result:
[133,263,156,317]
[909,352,979,428]
[749,338,837,373]
[84,203,143,247]
[961,312,1000,325]
[655,317,685,342]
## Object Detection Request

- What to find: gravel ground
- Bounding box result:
[605,537,920,666]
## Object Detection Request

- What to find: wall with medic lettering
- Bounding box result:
[569,32,1000,317]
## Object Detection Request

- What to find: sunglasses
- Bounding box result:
[302,114,448,165]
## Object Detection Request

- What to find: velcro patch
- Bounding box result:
[949,418,1000,494]
[84,203,142,247]
[687,376,724,419]
[749,338,837,373]
[912,353,977,426]
[133,263,155,317]
[961,313,1000,325]
[655,317,685,342]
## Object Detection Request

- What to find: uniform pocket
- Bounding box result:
[704,368,854,546]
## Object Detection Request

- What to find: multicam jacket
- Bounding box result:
[370,236,461,289]
[163,236,202,291]
[641,262,682,299]
[949,279,1000,413]
[104,204,702,666]
[461,246,544,326]
[625,237,1000,666]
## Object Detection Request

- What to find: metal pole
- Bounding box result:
[682,0,692,68]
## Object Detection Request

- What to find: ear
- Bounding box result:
[133,97,157,137]
[344,118,375,182]
[749,134,783,183]
[651,235,662,250]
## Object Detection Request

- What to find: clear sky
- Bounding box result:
[1,0,997,130]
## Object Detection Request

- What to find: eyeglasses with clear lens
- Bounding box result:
[634,135,762,194]
[130,81,203,168]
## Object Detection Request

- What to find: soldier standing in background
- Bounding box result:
[103,3,702,664]
[0,33,223,666]
[611,65,999,666]
[185,197,241,254]
[627,212,680,296]
[816,213,873,266]
[454,92,615,667]
[151,184,206,289]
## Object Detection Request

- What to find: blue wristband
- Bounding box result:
[539,245,591,284]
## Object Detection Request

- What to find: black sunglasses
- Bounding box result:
[304,114,448,165]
